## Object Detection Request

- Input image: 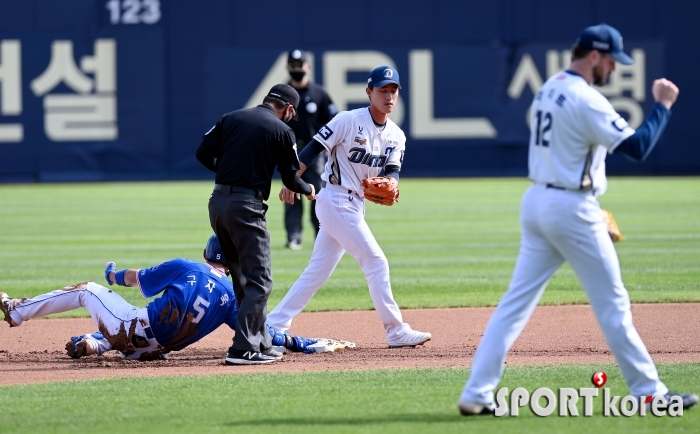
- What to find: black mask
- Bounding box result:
[290,70,306,82]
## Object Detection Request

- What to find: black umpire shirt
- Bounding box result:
[196,104,311,199]
[287,82,337,147]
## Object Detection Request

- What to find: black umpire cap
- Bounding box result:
[287,49,308,64]
[266,84,300,120]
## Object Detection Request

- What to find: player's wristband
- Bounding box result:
[114,269,128,286]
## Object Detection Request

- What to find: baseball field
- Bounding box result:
[1,178,699,432]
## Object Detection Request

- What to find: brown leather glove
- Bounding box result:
[361,177,400,206]
[601,209,624,242]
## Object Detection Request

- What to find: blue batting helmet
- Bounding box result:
[204,234,226,264]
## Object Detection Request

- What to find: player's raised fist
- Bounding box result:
[652,78,679,109]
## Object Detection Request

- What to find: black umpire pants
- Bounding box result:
[284,153,324,243]
[209,189,273,353]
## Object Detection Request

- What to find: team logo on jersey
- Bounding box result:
[348,147,387,167]
[318,125,333,140]
[384,69,393,78]
[220,294,229,306]
[354,136,367,145]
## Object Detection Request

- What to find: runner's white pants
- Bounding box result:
[267,185,411,340]
[9,281,164,359]
[461,184,667,403]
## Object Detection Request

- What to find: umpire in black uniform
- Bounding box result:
[196,84,315,365]
[283,49,337,250]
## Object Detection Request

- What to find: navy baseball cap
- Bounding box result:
[287,49,308,64]
[204,234,226,264]
[367,66,401,88]
[575,23,633,65]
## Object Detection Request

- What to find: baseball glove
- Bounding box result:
[601,209,624,243]
[361,177,399,206]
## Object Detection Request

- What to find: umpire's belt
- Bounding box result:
[214,184,264,199]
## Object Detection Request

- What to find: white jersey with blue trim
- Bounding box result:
[313,107,405,197]
[528,70,635,196]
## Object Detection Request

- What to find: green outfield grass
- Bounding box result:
[0,177,699,318]
[1,178,698,434]
[2,363,699,433]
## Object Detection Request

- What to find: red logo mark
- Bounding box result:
[591,371,607,388]
[645,395,653,404]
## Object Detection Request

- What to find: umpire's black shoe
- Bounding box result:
[225,349,277,365]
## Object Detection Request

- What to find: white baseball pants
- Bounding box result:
[461,184,667,404]
[9,281,164,359]
[267,185,410,340]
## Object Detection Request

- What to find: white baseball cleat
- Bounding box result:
[0,292,21,327]
[262,347,284,361]
[271,345,287,355]
[387,329,431,348]
[458,399,505,416]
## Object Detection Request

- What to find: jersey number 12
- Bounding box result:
[534,110,553,147]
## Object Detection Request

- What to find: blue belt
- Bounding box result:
[213,184,264,199]
[321,180,352,194]
[546,183,566,190]
[545,183,594,194]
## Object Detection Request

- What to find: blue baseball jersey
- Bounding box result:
[137,259,238,351]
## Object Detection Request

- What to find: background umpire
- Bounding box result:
[196,84,315,365]
[284,49,338,250]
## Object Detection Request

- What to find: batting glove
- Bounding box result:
[104,262,117,285]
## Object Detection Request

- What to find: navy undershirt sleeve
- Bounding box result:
[298,139,325,166]
[613,103,671,162]
[384,165,400,181]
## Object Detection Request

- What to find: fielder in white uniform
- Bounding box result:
[269,66,431,348]
[458,23,697,415]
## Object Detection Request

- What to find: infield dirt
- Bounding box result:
[1,304,698,385]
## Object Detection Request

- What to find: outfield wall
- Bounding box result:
[0,0,698,182]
